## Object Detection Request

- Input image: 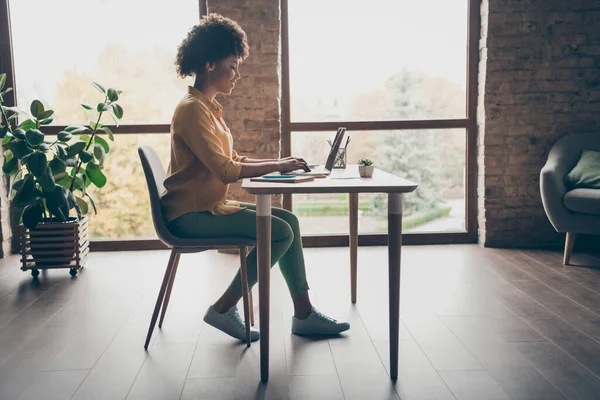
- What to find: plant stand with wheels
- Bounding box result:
[20,216,89,277]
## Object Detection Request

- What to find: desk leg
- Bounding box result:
[388,193,403,380]
[349,193,359,303]
[256,194,271,382]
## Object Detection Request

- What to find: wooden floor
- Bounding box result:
[1,245,600,400]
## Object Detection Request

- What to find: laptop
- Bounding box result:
[289,127,346,177]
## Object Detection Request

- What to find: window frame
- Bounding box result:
[0,0,207,251]
[1,0,480,250]
[281,0,480,246]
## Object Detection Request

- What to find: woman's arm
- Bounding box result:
[238,158,309,178]
[241,156,302,164]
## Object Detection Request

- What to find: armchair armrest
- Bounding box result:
[540,143,574,233]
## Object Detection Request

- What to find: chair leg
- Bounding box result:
[239,246,252,347]
[159,252,181,328]
[249,289,255,327]
[144,249,178,350]
[563,232,577,265]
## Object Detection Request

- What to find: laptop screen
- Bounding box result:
[324,127,346,171]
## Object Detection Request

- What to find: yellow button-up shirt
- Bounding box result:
[161,86,246,223]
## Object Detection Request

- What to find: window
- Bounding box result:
[6,0,204,241]
[282,0,478,244]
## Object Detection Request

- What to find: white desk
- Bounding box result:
[242,167,417,382]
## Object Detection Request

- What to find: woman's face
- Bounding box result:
[208,56,241,95]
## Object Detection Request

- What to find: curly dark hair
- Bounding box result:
[175,14,250,77]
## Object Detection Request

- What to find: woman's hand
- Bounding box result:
[278,157,309,173]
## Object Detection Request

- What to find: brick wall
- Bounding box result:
[479,0,600,248]
[207,0,282,206]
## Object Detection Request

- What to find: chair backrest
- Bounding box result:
[550,133,600,174]
[138,145,177,247]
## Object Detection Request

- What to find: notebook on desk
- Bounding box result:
[288,127,346,177]
[250,175,315,183]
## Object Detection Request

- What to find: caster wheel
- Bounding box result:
[69,268,77,277]
[31,269,40,278]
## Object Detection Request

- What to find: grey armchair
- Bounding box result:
[540,133,600,265]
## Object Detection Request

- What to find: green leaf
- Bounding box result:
[13,186,41,207]
[74,173,86,195]
[22,200,44,229]
[97,103,108,112]
[0,73,5,90]
[37,167,56,192]
[94,135,110,152]
[92,82,106,93]
[56,145,67,159]
[80,103,93,110]
[1,87,13,96]
[93,143,105,165]
[66,140,86,157]
[6,139,32,158]
[99,126,114,141]
[85,192,97,214]
[0,124,8,138]
[25,129,44,146]
[14,174,34,203]
[89,120,102,131]
[64,125,89,135]
[18,119,36,131]
[75,196,89,214]
[30,100,44,118]
[2,134,12,145]
[57,131,72,142]
[7,113,18,121]
[3,149,13,162]
[39,110,54,119]
[2,156,17,174]
[108,112,119,127]
[49,158,66,174]
[110,103,123,119]
[107,88,119,101]
[39,117,53,125]
[64,157,78,167]
[85,162,106,188]
[12,128,26,140]
[55,173,71,187]
[26,151,47,177]
[38,143,50,152]
[45,186,69,222]
[79,150,93,163]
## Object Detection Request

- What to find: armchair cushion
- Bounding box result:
[564,150,600,190]
[563,188,600,215]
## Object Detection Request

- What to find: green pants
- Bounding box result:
[167,202,309,298]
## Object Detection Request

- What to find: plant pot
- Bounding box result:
[20,216,89,278]
[358,165,374,178]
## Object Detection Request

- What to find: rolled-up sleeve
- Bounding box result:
[232,149,247,163]
[179,105,242,184]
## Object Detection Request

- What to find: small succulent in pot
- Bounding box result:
[0,73,124,229]
[358,158,374,178]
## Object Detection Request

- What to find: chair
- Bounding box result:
[540,133,600,265]
[138,145,256,349]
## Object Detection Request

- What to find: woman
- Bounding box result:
[161,14,349,342]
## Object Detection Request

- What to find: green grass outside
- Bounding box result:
[293,200,452,230]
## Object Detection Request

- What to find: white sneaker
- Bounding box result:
[203,305,259,342]
[291,307,350,336]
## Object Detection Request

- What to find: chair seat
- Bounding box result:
[165,236,256,248]
[564,188,600,215]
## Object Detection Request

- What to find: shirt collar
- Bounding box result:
[188,86,223,113]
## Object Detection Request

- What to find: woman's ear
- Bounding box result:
[205,61,216,72]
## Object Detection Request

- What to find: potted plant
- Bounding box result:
[358,158,374,178]
[0,73,124,277]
